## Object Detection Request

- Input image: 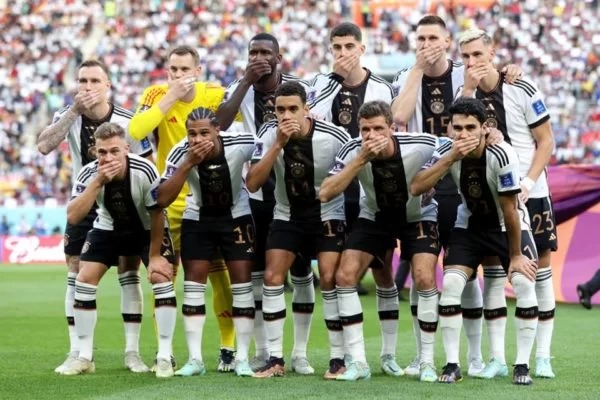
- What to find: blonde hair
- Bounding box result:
[457,28,492,47]
[94,122,126,141]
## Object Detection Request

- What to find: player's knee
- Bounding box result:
[412,268,436,291]
[263,268,284,286]
[510,273,536,301]
[441,269,468,302]
[319,267,336,289]
[335,265,357,287]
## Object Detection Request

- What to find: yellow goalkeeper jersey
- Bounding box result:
[129,82,225,209]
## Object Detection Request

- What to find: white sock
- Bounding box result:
[535,267,555,359]
[337,286,366,363]
[262,285,286,359]
[119,271,143,354]
[511,273,538,366]
[461,277,483,363]
[231,282,255,361]
[322,289,344,360]
[291,273,315,359]
[409,283,421,361]
[66,272,79,353]
[73,281,97,361]
[182,281,206,362]
[153,282,177,361]
[417,287,439,366]
[483,265,507,364]
[376,285,398,357]
[439,270,467,364]
[251,272,268,360]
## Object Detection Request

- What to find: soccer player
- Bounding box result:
[157,108,256,377]
[320,101,441,382]
[310,22,403,374]
[246,82,350,379]
[391,15,522,377]
[458,28,557,379]
[128,45,236,371]
[411,97,539,385]
[37,59,153,374]
[59,122,177,378]
[216,33,317,374]
[577,269,600,309]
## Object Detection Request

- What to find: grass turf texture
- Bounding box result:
[0,265,595,400]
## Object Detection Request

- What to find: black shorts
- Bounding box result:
[526,196,558,252]
[434,193,461,250]
[344,218,439,266]
[444,228,538,272]
[63,211,97,256]
[266,219,345,258]
[181,215,255,262]
[344,201,360,233]
[80,228,149,267]
[250,198,275,271]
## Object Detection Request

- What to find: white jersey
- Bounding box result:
[431,140,530,232]
[330,133,438,224]
[252,119,350,222]
[309,69,394,139]
[392,60,464,135]
[163,132,255,221]
[71,154,160,232]
[462,74,552,198]
[51,104,152,177]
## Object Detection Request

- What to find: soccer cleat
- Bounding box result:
[535,357,555,379]
[323,358,346,380]
[474,358,508,379]
[252,357,286,378]
[380,354,404,376]
[155,358,175,378]
[217,348,235,372]
[336,361,371,381]
[467,357,486,377]
[58,357,95,376]
[291,357,315,375]
[54,351,79,374]
[234,360,254,377]
[404,357,421,377]
[419,363,437,382]
[174,359,206,377]
[249,356,268,372]
[124,351,150,373]
[576,284,592,310]
[151,353,176,373]
[438,363,463,383]
[513,364,533,385]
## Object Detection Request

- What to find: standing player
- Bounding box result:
[157,108,256,377]
[458,29,557,379]
[246,82,350,379]
[319,101,441,382]
[59,122,177,378]
[37,59,153,374]
[216,33,317,374]
[411,98,539,385]
[310,22,402,375]
[128,45,236,371]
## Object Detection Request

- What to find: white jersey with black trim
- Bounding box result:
[392,60,464,135]
[330,133,438,224]
[252,119,350,222]
[430,140,530,232]
[51,104,153,177]
[163,132,255,221]
[459,75,552,198]
[71,153,160,231]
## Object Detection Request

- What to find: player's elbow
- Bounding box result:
[127,121,147,141]
[319,183,335,203]
[37,141,50,155]
[66,208,82,226]
[410,179,428,196]
[245,178,260,194]
[156,187,174,209]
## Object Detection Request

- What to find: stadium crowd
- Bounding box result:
[1,0,599,205]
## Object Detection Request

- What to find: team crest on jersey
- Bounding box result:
[485,117,498,129]
[253,142,264,158]
[75,184,86,194]
[290,162,305,178]
[499,172,515,188]
[382,179,398,192]
[430,101,445,114]
[468,182,482,198]
[338,110,352,125]
[165,165,177,178]
[532,99,547,116]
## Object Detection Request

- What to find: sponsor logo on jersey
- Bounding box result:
[75,184,86,194]
[499,172,515,188]
[141,138,151,150]
[165,165,177,178]
[330,161,345,174]
[532,99,547,116]
[151,188,158,201]
[253,142,264,158]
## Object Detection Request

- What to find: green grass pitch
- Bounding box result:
[0,265,596,399]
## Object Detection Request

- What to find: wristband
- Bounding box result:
[521,177,535,191]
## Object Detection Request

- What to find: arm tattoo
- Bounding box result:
[38,108,79,154]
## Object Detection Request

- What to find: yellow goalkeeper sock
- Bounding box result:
[208,258,234,349]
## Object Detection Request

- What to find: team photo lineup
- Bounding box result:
[29,4,569,389]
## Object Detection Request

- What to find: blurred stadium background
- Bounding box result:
[0,0,598,304]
